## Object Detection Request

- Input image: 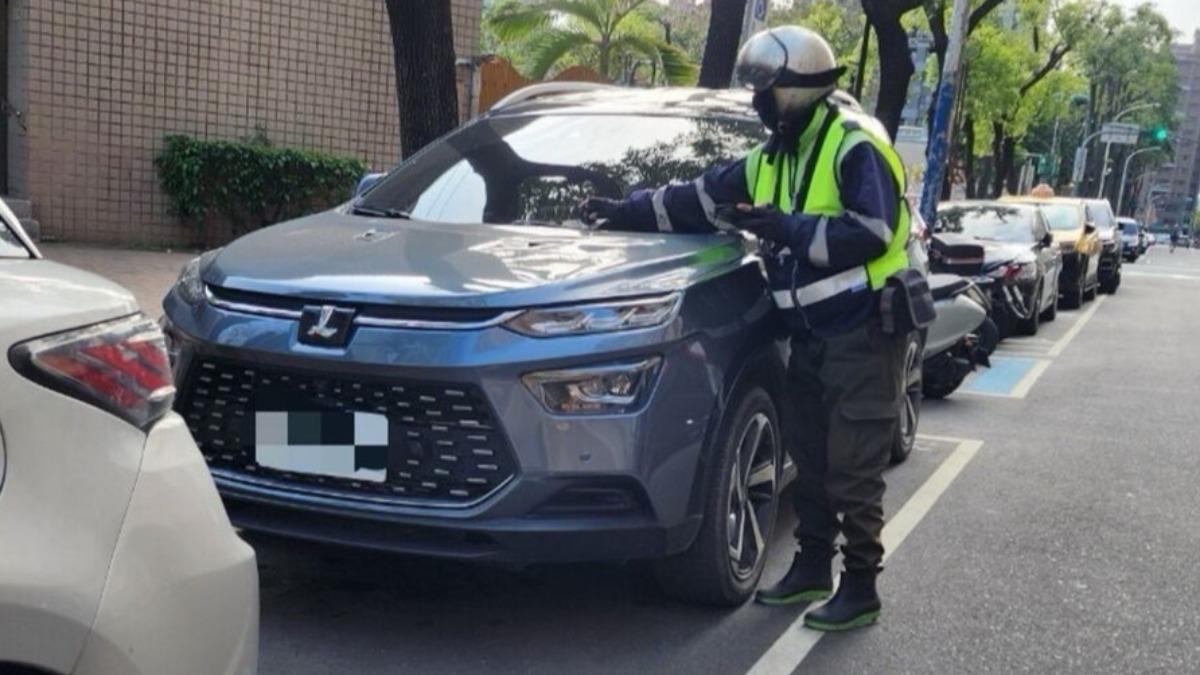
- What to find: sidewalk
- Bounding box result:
[38,243,194,315]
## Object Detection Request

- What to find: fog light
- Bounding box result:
[522,357,662,414]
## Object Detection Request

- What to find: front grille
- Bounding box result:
[177,357,518,505]
[207,285,507,324]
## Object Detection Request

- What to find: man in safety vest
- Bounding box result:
[582,26,926,631]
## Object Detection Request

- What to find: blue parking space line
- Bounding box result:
[961,356,1040,396]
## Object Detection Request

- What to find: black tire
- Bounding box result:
[892,333,922,465]
[993,304,1017,340]
[1100,270,1120,294]
[653,385,781,606]
[1016,282,1042,336]
[1062,261,1085,309]
[921,353,968,399]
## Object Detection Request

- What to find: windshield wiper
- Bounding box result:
[351,204,412,219]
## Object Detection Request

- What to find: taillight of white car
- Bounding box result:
[9,314,176,429]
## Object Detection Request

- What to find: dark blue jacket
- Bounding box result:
[606,142,899,336]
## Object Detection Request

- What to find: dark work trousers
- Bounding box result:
[787,319,908,573]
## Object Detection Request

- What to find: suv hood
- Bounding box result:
[204,211,749,308]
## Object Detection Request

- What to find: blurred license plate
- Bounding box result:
[253,410,388,483]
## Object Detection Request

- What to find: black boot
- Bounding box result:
[755,547,833,605]
[803,569,881,631]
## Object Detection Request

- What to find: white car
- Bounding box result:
[0,206,258,674]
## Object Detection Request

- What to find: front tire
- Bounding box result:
[653,386,781,606]
[1016,282,1042,336]
[1061,262,1085,309]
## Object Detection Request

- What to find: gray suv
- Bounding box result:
[162,86,809,605]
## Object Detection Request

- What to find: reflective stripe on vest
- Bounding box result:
[744,105,911,302]
[771,266,869,309]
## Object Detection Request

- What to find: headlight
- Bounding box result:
[504,294,681,338]
[173,248,222,305]
[522,357,662,414]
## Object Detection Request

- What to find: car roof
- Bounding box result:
[1000,195,1086,208]
[488,86,760,120]
[938,200,1038,213]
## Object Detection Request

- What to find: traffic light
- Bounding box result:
[1152,127,1169,142]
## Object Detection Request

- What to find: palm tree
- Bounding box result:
[487,0,698,85]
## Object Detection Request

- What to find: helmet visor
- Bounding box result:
[735,32,788,92]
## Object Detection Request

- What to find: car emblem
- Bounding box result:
[299,304,356,347]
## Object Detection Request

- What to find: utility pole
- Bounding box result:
[919,0,970,226]
[1116,147,1161,216]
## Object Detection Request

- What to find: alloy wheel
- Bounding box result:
[726,412,778,581]
[898,335,922,460]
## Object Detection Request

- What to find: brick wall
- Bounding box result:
[10,0,481,246]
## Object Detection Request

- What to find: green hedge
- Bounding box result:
[155,133,366,242]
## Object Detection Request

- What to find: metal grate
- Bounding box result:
[177,357,517,505]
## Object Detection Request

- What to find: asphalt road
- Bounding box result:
[43,243,1200,674]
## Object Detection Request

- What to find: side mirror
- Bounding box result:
[1041,232,1054,248]
[354,173,386,198]
[1084,221,1097,234]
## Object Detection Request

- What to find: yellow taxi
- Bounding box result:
[1001,191,1101,309]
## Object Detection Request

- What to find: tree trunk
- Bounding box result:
[863,1,917,140]
[385,0,459,159]
[964,113,976,198]
[991,121,1005,198]
[698,0,747,88]
[1002,135,1019,195]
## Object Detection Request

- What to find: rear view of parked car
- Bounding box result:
[1118,217,1144,261]
[0,208,258,674]
[934,201,1061,337]
[1002,196,1100,309]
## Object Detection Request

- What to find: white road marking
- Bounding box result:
[1048,295,1106,357]
[746,438,984,675]
[1122,270,1200,281]
[1007,359,1053,398]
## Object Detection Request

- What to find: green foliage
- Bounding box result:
[155,133,365,243]
[484,0,697,84]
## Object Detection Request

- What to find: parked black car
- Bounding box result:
[1084,199,1122,293]
[934,201,1061,337]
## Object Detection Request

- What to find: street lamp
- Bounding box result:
[1116,147,1164,215]
[1097,102,1160,198]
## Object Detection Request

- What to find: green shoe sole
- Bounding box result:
[803,609,880,632]
[754,588,833,606]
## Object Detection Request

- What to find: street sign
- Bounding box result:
[1100,122,1140,146]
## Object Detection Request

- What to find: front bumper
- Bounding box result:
[74,416,258,675]
[163,275,775,563]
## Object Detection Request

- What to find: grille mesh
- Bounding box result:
[177,357,517,504]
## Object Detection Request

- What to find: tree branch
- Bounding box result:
[968,0,1007,35]
[1019,42,1070,96]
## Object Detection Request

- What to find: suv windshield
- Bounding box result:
[358,114,763,225]
[1120,221,1140,234]
[1037,204,1083,231]
[936,205,1035,243]
[1,219,31,258]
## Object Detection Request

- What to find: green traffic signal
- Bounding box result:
[1153,127,1168,142]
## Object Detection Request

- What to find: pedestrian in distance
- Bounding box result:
[581,25,933,631]
[1170,224,1180,253]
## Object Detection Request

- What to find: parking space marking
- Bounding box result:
[1123,270,1200,281]
[1047,295,1106,357]
[958,356,1049,399]
[746,438,984,675]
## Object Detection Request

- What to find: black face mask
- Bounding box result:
[753,89,819,161]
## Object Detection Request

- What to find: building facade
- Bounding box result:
[1148,31,1200,226]
[2,0,482,245]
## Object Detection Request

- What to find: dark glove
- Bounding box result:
[717,203,791,243]
[580,197,625,227]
